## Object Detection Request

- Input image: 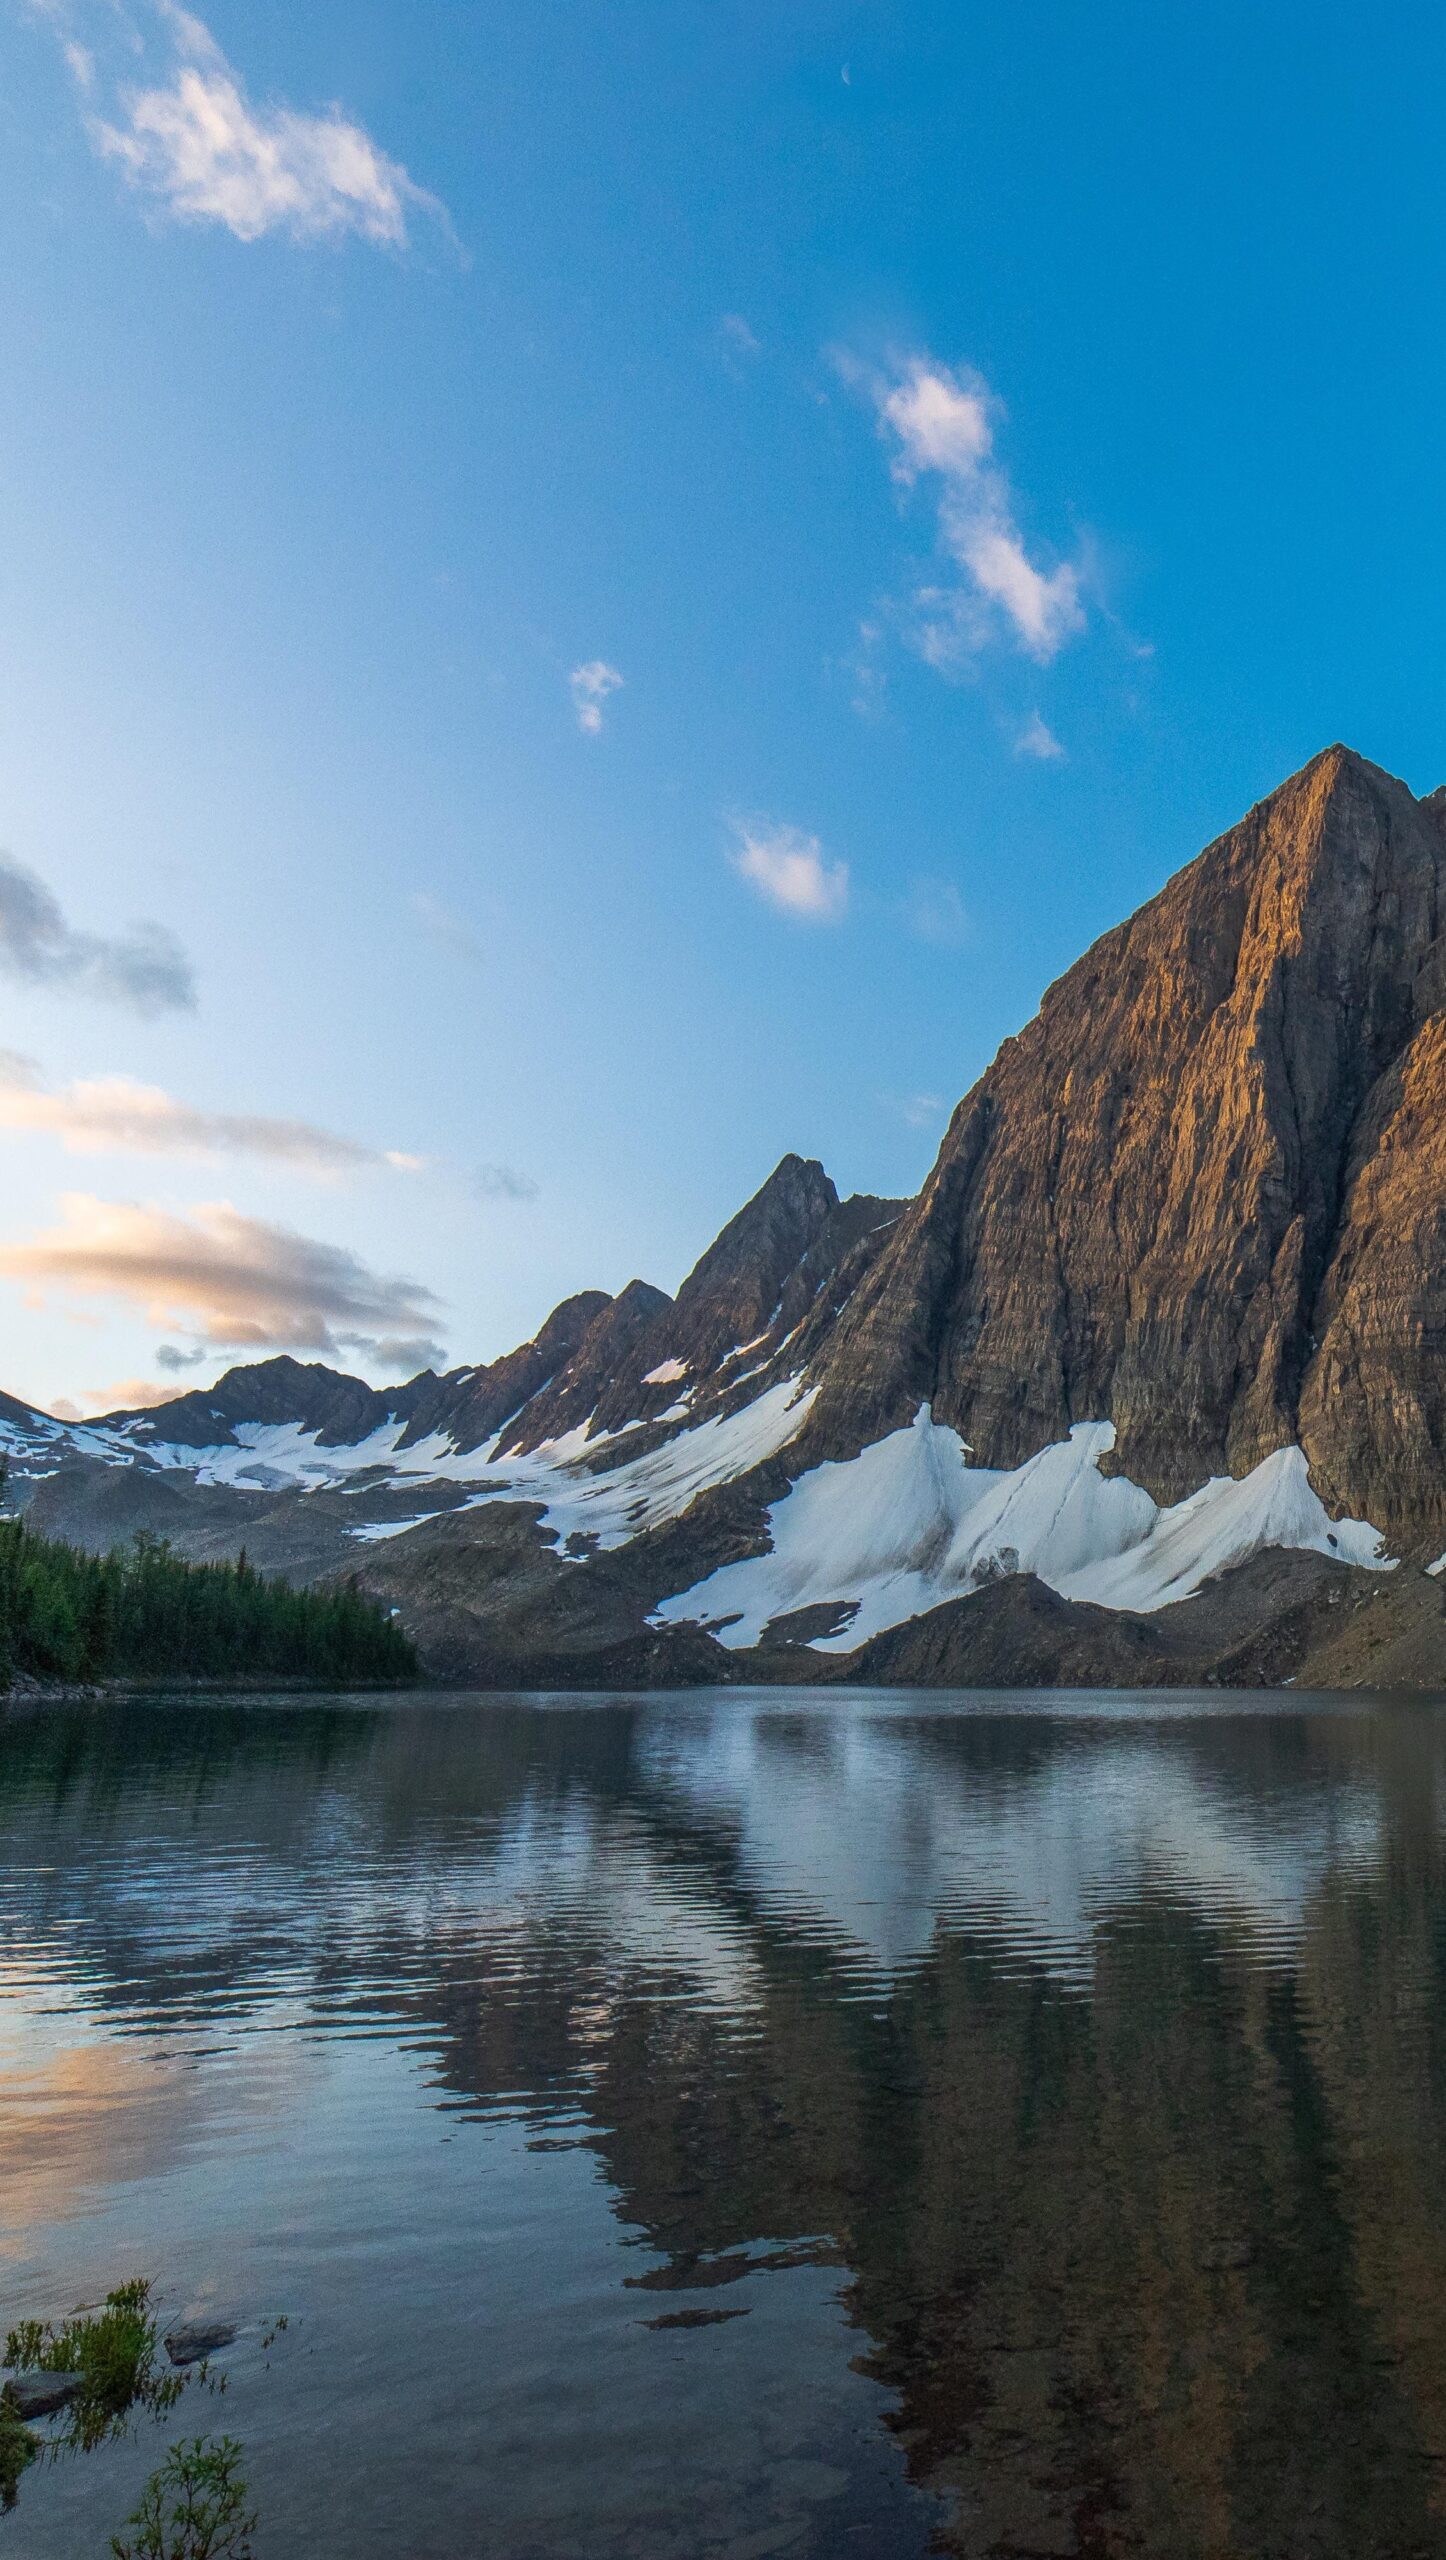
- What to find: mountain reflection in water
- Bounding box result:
[3,1689,1446,2558]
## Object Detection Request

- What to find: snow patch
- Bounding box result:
[654,1411,1392,1651]
[643,1358,689,1386]
[1057,1446,1387,1611]
[348,1512,450,1543]
[484,1375,817,1554]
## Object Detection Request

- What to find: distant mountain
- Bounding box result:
[91,1154,903,1466]
[9,744,1446,1691]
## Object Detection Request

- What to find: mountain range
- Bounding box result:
[10,743,1446,1690]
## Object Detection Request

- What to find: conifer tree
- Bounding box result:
[0,1464,415,1691]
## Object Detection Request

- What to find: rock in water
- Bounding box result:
[5,2372,84,2418]
[163,2321,237,2367]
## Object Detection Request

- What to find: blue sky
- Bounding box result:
[2,0,1445,1414]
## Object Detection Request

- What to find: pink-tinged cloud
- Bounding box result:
[0,1052,420,1175]
[0,1194,445,1367]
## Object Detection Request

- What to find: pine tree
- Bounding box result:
[0,1467,416,1695]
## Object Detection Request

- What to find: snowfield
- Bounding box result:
[0,1375,822,1552]
[651,1409,1392,1648]
[481,1376,819,1550]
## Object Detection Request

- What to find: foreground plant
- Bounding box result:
[110,2436,256,2560]
[4,2278,183,2452]
[0,2387,37,2512]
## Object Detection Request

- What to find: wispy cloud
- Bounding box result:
[852,352,1085,667]
[47,1,448,248]
[569,660,624,735]
[54,1376,190,1419]
[899,1092,945,1127]
[340,1332,443,1374]
[410,891,485,967]
[0,1194,446,1366]
[0,1052,421,1174]
[843,619,888,722]
[717,312,760,370]
[0,853,195,1015]
[475,1163,538,1203]
[902,876,970,947]
[1015,711,1065,760]
[730,820,849,924]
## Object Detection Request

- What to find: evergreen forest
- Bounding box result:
[0,1477,415,1689]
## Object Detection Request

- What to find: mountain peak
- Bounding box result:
[805,744,1446,1527]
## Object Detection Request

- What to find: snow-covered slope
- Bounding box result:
[652,1409,1392,1650]
[0,1368,820,1556]
[3,1374,1394,1656]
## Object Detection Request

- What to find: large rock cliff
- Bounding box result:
[803,747,1446,1541]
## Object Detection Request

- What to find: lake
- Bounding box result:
[4,1687,1446,2558]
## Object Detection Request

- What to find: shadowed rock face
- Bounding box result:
[1300,1005,1446,1539]
[115,1353,399,1451]
[803,746,1446,1535]
[492,1279,676,1452]
[498,1155,904,1453]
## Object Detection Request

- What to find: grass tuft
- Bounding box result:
[5,2277,183,2453]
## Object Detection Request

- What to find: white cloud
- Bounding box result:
[881,364,992,480]
[0,1052,421,1174]
[731,821,849,924]
[0,1193,446,1365]
[569,660,624,735]
[1015,712,1065,761]
[902,876,970,947]
[53,2,447,248]
[862,353,1085,666]
[0,852,195,1014]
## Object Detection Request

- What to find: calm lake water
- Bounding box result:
[5,1688,1446,2558]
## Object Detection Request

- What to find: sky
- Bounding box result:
[3,0,1446,1417]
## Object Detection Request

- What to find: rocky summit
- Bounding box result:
[11,744,1446,1691]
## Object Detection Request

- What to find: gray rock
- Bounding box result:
[5,2370,84,2418]
[163,2321,236,2368]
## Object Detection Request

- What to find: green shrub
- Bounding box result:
[4,2278,181,2452]
[110,2436,256,2560]
[0,2388,37,2512]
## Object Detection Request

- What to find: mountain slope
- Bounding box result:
[802,747,1446,1533]
[499,1157,903,1452]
